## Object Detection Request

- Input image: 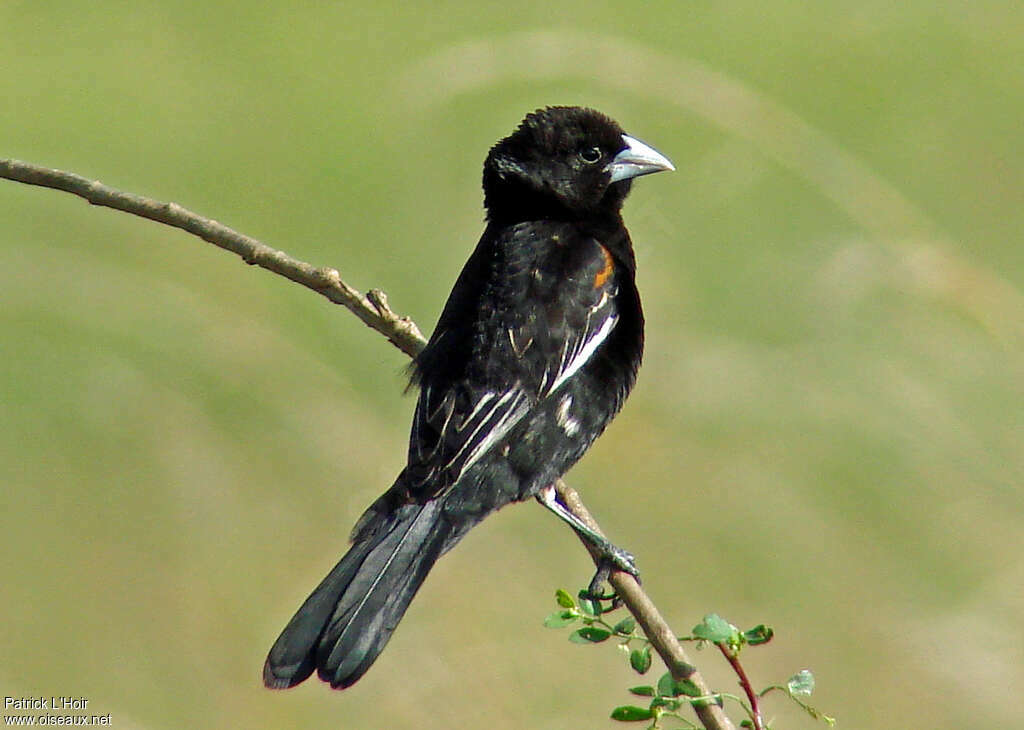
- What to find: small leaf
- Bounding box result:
[787,669,815,696]
[630,646,652,674]
[613,617,637,635]
[580,626,612,641]
[657,672,675,698]
[569,627,612,643]
[658,672,702,698]
[675,679,701,697]
[610,706,654,722]
[740,721,754,728]
[555,589,576,608]
[742,624,774,645]
[692,614,735,643]
[577,590,600,616]
[628,685,655,697]
[543,610,578,628]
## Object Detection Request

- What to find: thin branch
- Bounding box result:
[0,158,425,358]
[557,483,736,730]
[1,158,736,730]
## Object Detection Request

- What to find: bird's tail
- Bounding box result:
[263,498,451,689]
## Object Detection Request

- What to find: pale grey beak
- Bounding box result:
[607,134,675,183]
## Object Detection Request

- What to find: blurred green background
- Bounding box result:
[2,2,1021,728]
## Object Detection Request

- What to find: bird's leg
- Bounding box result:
[536,485,639,604]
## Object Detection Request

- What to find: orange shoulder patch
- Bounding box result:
[593,245,615,288]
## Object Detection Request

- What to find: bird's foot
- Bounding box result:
[535,485,640,607]
[581,545,640,610]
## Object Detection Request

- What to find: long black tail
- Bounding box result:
[264,499,450,689]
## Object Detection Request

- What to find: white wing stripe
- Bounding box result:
[456,391,496,432]
[442,389,516,472]
[547,314,618,395]
[460,390,529,476]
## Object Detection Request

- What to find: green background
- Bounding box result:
[2,2,1021,728]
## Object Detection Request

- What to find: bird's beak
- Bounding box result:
[607,135,675,183]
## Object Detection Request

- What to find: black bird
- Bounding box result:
[264,106,673,690]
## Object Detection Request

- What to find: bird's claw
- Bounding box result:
[582,546,640,610]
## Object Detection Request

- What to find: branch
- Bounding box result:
[1,158,735,730]
[557,483,736,730]
[0,159,425,358]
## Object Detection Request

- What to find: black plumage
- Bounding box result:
[264,106,673,690]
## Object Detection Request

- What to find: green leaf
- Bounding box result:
[629,646,652,674]
[543,610,578,628]
[657,672,702,698]
[610,706,654,722]
[577,590,600,616]
[613,617,636,635]
[628,685,655,697]
[569,627,612,643]
[742,624,774,646]
[787,669,815,696]
[581,626,612,641]
[692,614,735,643]
[555,588,576,609]
[676,679,701,697]
[656,672,675,698]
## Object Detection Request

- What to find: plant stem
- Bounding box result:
[717,642,762,730]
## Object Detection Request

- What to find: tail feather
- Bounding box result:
[263,500,449,690]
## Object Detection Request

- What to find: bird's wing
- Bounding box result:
[500,223,624,399]
[405,224,623,497]
[406,380,533,494]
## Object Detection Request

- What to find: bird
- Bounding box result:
[263,106,673,691]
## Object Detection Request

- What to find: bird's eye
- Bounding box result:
[578,146,602,164]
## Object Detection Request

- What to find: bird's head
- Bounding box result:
[483,106,673,223]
